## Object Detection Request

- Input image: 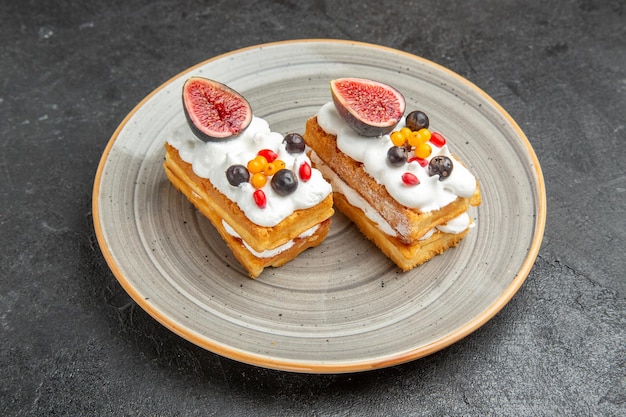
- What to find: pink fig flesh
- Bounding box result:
[330,78,405,137]
[182,77,252,141]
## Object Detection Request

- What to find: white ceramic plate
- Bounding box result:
[93,40,546,373]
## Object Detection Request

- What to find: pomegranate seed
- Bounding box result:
[408,157,429,167]
[402,172,420,186]
[253,189,266,208]
[257,149,278,163]
[299,161,312,182]
[429,132,447,147]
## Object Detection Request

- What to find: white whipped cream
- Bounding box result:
[168,117,332,227]
[312,151,470,239]
[222,220,319,258]
[316,102,477,212]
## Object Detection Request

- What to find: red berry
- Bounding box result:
[299,161,312,182]
[257,149,278,163]
[253,189,266,208]
[429,132,447,147]
[402,172,420,186]
[408,157,429,167]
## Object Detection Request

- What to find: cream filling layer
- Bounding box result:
[222,220,319,259]
[311,151,470,239]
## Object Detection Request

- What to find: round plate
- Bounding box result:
[93,39,546,373]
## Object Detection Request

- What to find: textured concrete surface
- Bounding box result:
[1,0,624,415]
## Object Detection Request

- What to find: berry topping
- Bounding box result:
[247,155,268,174]
[250,172,267,189]
[271,169,298,196]
[428,155,454,180]
[408,156,429,167]
[402,172,420,186]
[405,110,429,131]
[390,131,405,146]
[226,164,250,186]
[429,132,447,148]
[263,161,279,176]
[387,146,408,167]
[414,142,432,159]
[257,149,278,163]
[253,189,267,208]
[283,133,306,154]
[299,161,312,182]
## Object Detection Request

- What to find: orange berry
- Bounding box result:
[264,162,278,176]
[273,159,286,171]
[407,131,423,147]
[414,143,432,159]
[417,128,431,143]
[247,155,267,174]
[400,127,412,139]
[390,131,405,146]
[250,172,267,188]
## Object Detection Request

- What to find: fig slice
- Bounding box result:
[330,78,405,137]
[182,76,252,141]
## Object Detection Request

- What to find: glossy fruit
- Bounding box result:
[330,78,405,137]
[257,149,278,163]
[250,172,267,188]
[264,161,280,176]
[271,169,298,196]
[429,131,447,147]
[225,164,250,186]
[428,155,454,180]
[247,155,267,174]
[390,131,405,146]
[402,172,420,186]
[283,133,306,154]
[299,161,312,181]
[414,143,432,159]
[182,77,252,141]
[253,189,267,208]
[408,156,429,167]
[405,110,429,131]
[387,146,407,167]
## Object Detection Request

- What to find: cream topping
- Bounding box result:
[311,151,471,239]
[168,117,332,227]
[222,220,319,258]
[316,102,477,212]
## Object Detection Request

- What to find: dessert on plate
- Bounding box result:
[304,78,481,271]
[164,77,333,278]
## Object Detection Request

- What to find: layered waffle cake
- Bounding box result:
[164,77,333,278]
[304,78,481,271]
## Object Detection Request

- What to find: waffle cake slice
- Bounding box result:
[164,78,333,278]
[304,84,480,271]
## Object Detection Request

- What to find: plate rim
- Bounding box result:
[92,38,547,373]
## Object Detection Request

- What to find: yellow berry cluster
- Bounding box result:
[246,150,286,189]
[390,127,433,159]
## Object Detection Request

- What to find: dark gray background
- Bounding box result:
[1,0,624,415]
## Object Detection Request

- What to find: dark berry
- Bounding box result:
[405,110,429,131]
[271,169,298,196]
[226,164,250,186]
[387,146,407,167]
[428,156,453,180]
[283,133,306,154]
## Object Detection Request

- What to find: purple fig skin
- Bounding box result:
[330,78,405,137]
[182,77,252,142]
